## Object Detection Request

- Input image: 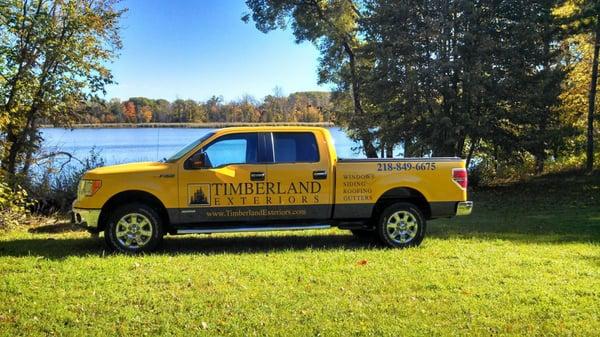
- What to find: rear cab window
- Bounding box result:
[272,132,319,163]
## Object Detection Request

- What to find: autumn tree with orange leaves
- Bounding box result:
[123,101,137,123]
[140,106,153,123]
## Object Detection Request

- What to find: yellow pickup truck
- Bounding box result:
[73,126,472,253]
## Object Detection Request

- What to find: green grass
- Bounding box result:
[1,171,599,336]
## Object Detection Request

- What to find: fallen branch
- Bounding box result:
[33,151,85,173]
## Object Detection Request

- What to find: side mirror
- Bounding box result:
[187,151,208,169]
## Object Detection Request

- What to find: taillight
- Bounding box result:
[452,168,468,189]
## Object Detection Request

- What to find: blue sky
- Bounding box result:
[104,0,327,102]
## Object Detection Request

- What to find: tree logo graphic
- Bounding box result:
[188,184,210,206]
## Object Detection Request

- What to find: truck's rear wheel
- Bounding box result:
[376,202,425,248]
[104,203,163,253]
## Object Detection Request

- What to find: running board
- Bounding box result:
[176,224,331,235]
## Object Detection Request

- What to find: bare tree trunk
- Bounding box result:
[342,41,378,158]
[456,136,466,158]
[535,156,545,175]
[20,121,37,177]
[308,0,377,158]
[587,24,600,173]
[3,61,53,176]
[403,138,410,157]
[465,138,479,169]
[4,140,21,175]
[385,143,393,158]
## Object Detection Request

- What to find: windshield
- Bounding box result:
[166,132,215,163]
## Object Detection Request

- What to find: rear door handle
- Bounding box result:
[313,170,327,180]
[250,172,265,181]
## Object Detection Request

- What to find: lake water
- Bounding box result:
[39,127,368,166]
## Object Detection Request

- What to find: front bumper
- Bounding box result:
[72,208,101,229]
[456,201,473,216]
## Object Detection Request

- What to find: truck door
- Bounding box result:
[264,131,333,221]
[177,132,268,224]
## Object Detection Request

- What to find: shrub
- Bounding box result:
[0,180,32,230]
[27,148,105,214]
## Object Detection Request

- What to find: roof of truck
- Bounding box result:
[215,125,329,133]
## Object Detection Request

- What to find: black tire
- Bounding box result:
[376,202,426,248]
[104,203,163,253]
[350,229,376,240]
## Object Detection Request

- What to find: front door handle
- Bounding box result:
[313,170,327,180]
[250,172,265,181]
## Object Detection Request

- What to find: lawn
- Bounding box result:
[1,171,599,336]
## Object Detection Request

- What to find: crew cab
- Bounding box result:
[73,126,472,253]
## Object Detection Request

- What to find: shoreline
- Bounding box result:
[40,122,337,129]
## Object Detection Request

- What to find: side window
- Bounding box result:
[203,133,258,167]
[273,132,319,163]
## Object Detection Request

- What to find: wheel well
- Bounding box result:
[372,187,431,222]
[98,190,170,232]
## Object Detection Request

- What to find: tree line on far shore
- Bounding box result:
[71,90,334,125]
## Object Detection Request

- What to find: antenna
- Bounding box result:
[156,127,160,160]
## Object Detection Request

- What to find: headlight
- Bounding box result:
[78,180,102,198]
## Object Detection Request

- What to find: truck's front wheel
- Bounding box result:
[104,203,163,253]
[376,202,425,248]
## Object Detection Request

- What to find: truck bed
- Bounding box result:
[333,157,467,220]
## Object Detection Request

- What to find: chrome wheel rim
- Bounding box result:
[385,211,418,244]
[115,213,153,249]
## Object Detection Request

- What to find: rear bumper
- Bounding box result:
[456,201,473,216]
[72,208,101,229]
